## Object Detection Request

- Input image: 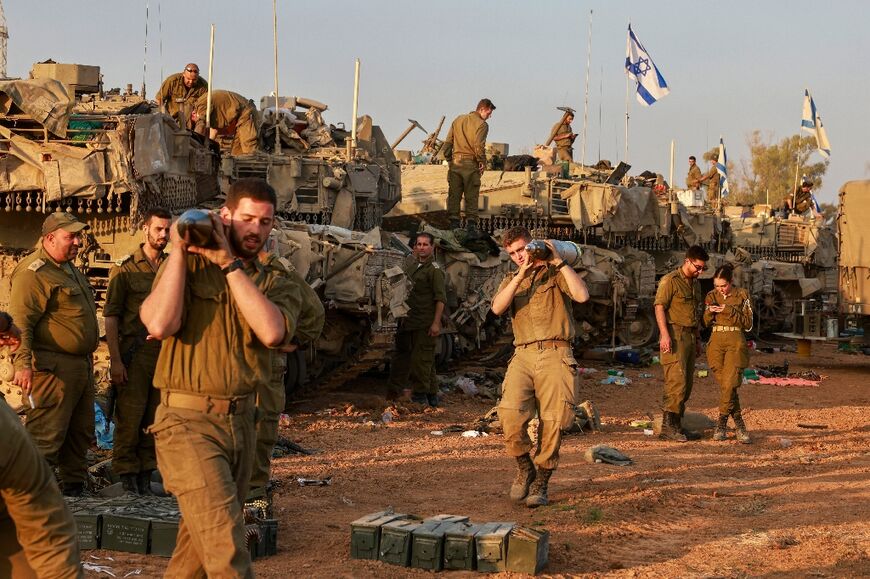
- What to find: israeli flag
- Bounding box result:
[811,193,822,214]
[716,137,730,197]
[625,24,670,106]
[801,89,831,158]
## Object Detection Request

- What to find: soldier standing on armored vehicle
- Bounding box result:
[103,207,172,495]
[654,244,709,443]
[154,63,208,129]
[387,232,447,406]
[491,226,589,508]
[548,110,576,162]
[442,98,495,233]
[699,157,721,205]
[193,89,260,155]
[9,213,98,498]
[686,156,702,189]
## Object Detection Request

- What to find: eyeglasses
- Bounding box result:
[688,260,707,272]
[185,68,200,74]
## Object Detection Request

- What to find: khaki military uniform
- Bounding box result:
[154,72,208,129]
[701,165,721,203]
[250,260,324,492]
[103,246,166,478]
[149,253,302,578]
[442,111,489,224]
[496,266,579,471]
[0,400,82,579]
[194,90,260,155]
[686,163,702,189]
[704,287,753,416]
[389,256,447,396]
[9,248,98,487]
[655,268,703,416]
[549,120,574,162]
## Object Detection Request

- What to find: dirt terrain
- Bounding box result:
[84,339,869,578]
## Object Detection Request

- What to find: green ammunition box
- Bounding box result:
[378,518,423,567]
[72,511,102,550]
[150,519,180,557]
[349,510,412,560]
[506,526,550,575]
[101,515,151,554]
[475,522,516,573]
[443,522,482,571]
[256,519,279,558]
[410,516,470,571]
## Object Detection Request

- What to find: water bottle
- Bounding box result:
[177,209,216,247]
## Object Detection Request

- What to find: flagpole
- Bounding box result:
[717,135,723,214]
[624,75,630,163]
[580,9,592,169]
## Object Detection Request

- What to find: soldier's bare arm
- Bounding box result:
[491,264,532,316]
[428,301,445,337]
[103,316,127,385]
[655,304,671,353]
[545,241,589,303]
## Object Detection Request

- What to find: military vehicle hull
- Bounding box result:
[837,180,870,343]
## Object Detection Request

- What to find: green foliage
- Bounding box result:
[735,131,829,205]
[583,506,604,524]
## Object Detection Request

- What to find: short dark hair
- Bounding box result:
[226,178,277,211]
[686,245,709,262]
[477,98,496,112]
[502,226,531,248]
[713,263,734,283]
[144,206,171,223]
[413,232,435,246]
[689,156,696,161]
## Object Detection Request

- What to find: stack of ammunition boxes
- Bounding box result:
[65,495,278,559]
[350,510,549,574]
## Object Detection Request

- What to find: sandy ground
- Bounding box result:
[83,339,869,578]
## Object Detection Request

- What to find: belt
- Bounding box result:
[517,339,570,350]
[452,154,478,162]
[712,326,742,332]
[161,391,253,415]
[668,324,696,334]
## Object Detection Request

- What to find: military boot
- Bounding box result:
[732,412,751,444]
[658,412,687,442]
[525,468,553,508]
[121,474,139,495]
[509,454,536,503]
[137,470,155,496]
[676,412,702,440]
[712,415,729,441]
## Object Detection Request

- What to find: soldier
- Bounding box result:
[699,157,721,205]
[686,156,702,189]
[193,90,260,155]
[704,264,753,444]
[784,179,814,215]
[491,227,590,508]
[248,249,324,503]
[140,178,304,577]
[654,244,709,442]
[154,63,208,130]
[548,111,576,162]
[442,98,496,232]
[388,232,447,406]
[9,212,98,497]
[103,207,172,495]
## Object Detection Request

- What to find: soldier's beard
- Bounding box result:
[229,227,264,259]
[146,232,168,252]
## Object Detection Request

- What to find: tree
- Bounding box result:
[735,131,829,206]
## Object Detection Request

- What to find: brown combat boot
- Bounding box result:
[712,415,729,441]
[659,412,687,442]
[137,470,155,496]
[732,412,751,444]
[509,454,536,503]
[525,468,553,508]
[120,474,139,495]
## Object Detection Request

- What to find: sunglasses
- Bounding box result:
[185,68,200,74]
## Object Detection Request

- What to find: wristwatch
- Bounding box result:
[0,311,12,333]
[556,260,568,270]
[221,258,245,275]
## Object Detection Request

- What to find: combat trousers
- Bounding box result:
[389,328,437,395]
[250,352,287,490]
[0,401,82,579]
[25,350,94,485]
[232,106,260,155]
[151,401,255,579]
[707,330,749,416]
[556,147,573,162]
[660,326,697,415]
[112,342,161,476]
[497,346,579,470]
[447,159,481,223]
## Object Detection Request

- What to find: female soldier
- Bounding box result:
[704,264,754,443]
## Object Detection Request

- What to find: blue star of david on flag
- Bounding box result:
[716,137,730,198]
[801,89,831,158]
[625,24,670,106]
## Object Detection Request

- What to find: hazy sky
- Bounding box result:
[6,0,868,203]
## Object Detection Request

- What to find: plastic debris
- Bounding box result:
[606,369,624,376]
[643,429,655,436]
[94,402,114,450]
[600,376,632,386]
[461,430,488,438]
[638,373,654,379]
[584,444,633,466]
[577,367,598,375]
[779,438,793,449]
[455,376,478,396]
[697,369,709,378]
[381,410,394,424]
[83,563,116,577]
[297,477,332,487]
[630,420,653,429]
[279,413,291,428]
[430,430,444,436]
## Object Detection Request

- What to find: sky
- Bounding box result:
[5,0,868,204]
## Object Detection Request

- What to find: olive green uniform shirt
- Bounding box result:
[263,254,325,346]
[701,165,720,200]
[654,268,703,328]
[402,256,447,331]
[194,90,253,131]
[703,287,753,330]
[154,73,208,122]
[152,254,302,398]
[442,111,489,164]
[497,266,576,345]
[103,245,166,351]
[550,120,574,149]
[686,164,703,189]
[9,248,98,371]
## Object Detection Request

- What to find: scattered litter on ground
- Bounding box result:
[697,369,709,378]
[779,438,793,449]
[278,414,291,428]
[83,563,116,577]
[584,444,633,466]
[577,367,597,375]
[630,419,653,429]
[297,477,332,487]
[643,429,655,436]
[430,430,444,436]
[94,402,114,450]
[607,369,624,376]
[600,376,632,385]
[381,410,394,424]
[638,373,654,379]
[454,376,478,396]
[461,430,488,438]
